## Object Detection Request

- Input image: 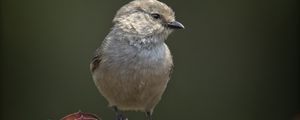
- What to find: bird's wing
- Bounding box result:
[90,48,102,72]
[168,63,174,79]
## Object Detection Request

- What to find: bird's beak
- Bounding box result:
[167,21,185,29]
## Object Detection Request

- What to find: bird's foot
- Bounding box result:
[112,106,128,120]
[116,114,128,120]
[145,111,152,120]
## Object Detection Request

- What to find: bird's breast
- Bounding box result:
[93,41,173,110]
[103,41,172,74]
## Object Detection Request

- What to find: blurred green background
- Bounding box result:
[1,0,299,120]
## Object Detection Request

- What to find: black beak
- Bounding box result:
[167,21,184,29]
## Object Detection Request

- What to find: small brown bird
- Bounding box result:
[90,0,184,120]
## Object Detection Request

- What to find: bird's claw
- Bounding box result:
[116,114,128,120]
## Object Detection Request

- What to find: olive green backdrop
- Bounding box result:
[1,0,299,120]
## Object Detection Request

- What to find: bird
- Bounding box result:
[90,0,184,120]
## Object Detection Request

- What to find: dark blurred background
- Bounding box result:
[1,0,299,120]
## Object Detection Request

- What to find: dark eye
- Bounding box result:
[151,13,161,19]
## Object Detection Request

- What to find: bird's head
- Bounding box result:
[113,0,184,39]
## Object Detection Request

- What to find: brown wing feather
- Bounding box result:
[168,64,174,78]
[90,49,102,72]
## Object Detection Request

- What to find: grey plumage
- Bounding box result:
[90,0,184,119]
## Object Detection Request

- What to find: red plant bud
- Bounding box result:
[60,111,101,120]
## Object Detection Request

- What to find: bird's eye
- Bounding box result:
[151,13,161,19]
